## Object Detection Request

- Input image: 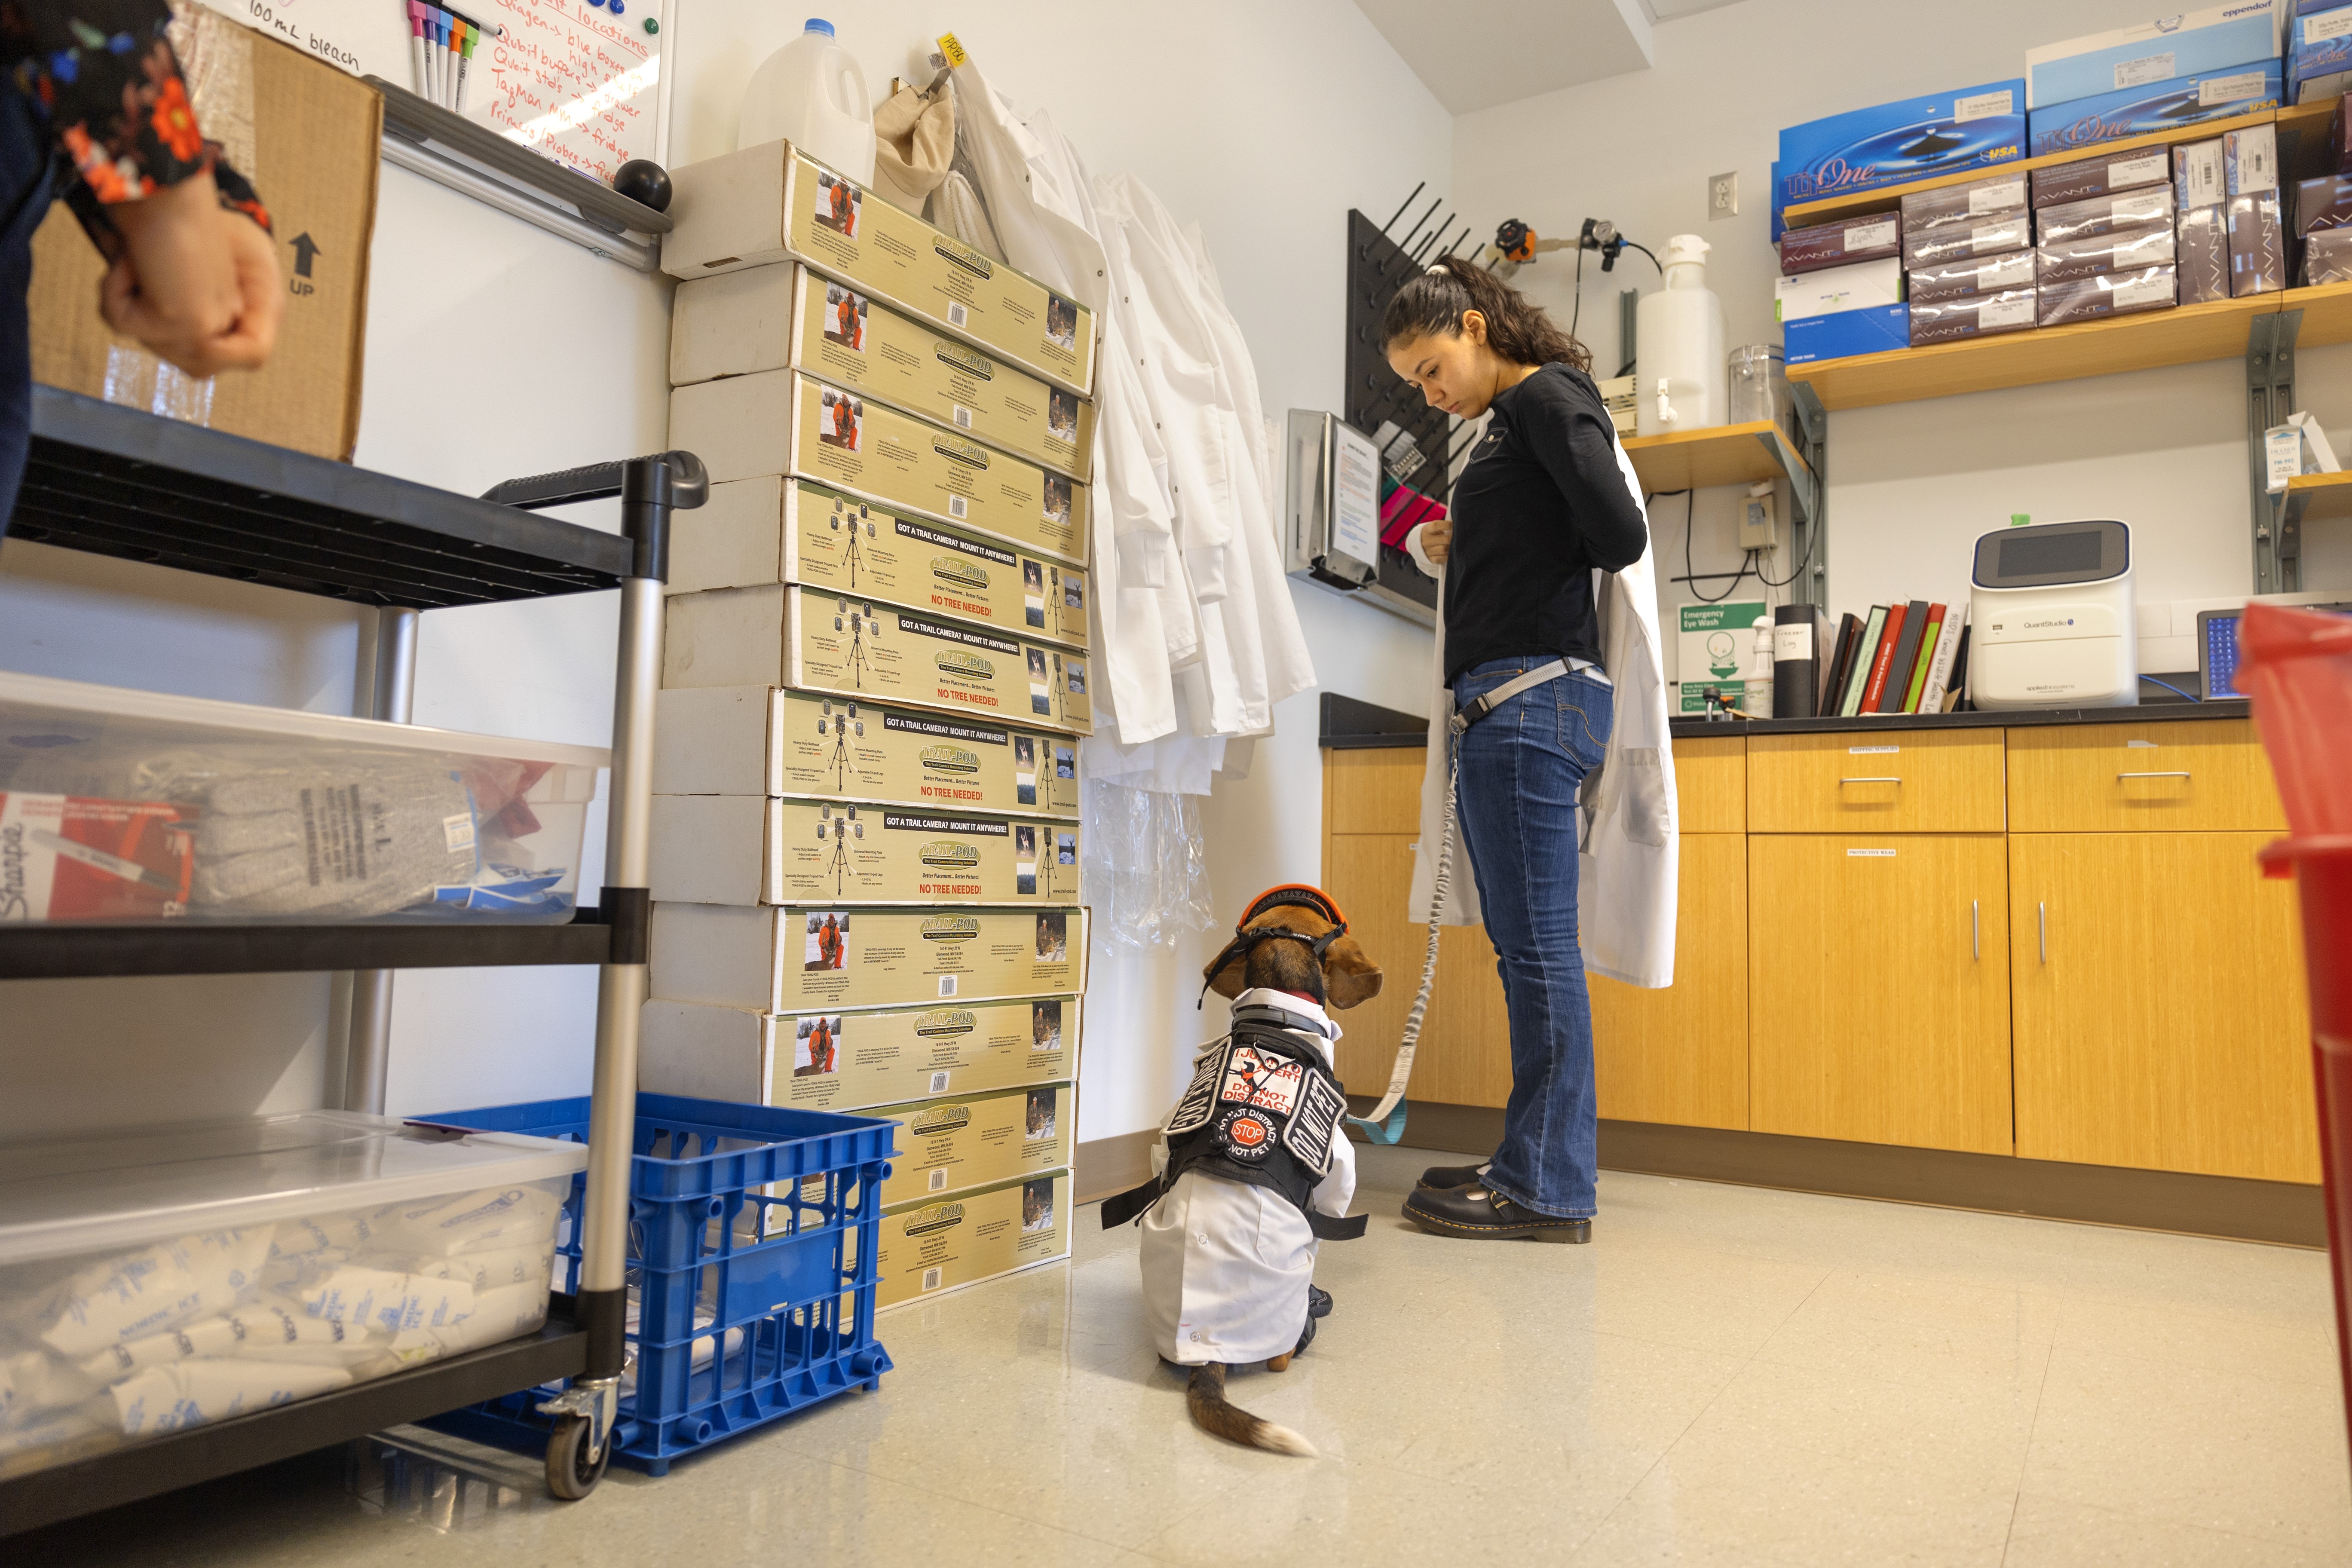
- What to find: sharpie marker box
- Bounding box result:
[1776,81,2024,209]
[668,476,1089,652]
[641,994,1079,1116]
[2025,3,2282,110]
[2032,147,2173,208]
[647,902,1089,1015]
[2027,59,2283,158]
[1777,214,1902,274]
[1908,288,2037,346]
[1774,258,1903,320]
[1908,248,2036,304]
[1784,304,1910,364]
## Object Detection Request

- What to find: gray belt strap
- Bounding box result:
[1450,659,1573,735]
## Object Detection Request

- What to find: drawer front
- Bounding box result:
[2006,720,2285,833]
[1673,736,1746,834]
[1747,729,2006,833]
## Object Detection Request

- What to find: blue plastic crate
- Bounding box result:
[416,1092,897,1474]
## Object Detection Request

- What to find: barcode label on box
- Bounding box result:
[1849,745,1899,754]
[953,405,973,429]
[1971,180,2025,215]
[1981,293,2037,328]
[1971,224,2020,254]
[2311,11,2352,44]
[922,1267,943,1292]
[930,1069,952,1092]
[2114,52,2175,91]
[2200,70,2268,106]
[938,975,958,996]
[1847,848,1897,858]
[1954,89,2014,122]
[2110,153,2166,187]
[947,494,968,519]
[929,1168,950,1191]
[947,301,969,327]
[1848,218,1898,251]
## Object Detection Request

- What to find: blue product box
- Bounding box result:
[1771,159,1785,241]
[1776,82,2025,210]
[2026,2,2283,110]
[1785,304,1911,365]
[2291,0,2352,88]
[2027,59,2282,157]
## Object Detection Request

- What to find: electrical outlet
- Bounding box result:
[1740,490,1778,549]
[1709,172,1740,220]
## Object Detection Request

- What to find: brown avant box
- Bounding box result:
[28,10,379,461]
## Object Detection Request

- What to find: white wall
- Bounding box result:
[669,2,1455,1144]
[1451,0,2352,682]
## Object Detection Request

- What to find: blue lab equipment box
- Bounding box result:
[1777,83,2025,210]
[2025,2,2283,110]
[1785,304,1911,366]
[2291,0,2352,99]
[2027,59,2282,156]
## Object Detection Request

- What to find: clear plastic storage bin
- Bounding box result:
[0,671,607,922]
[0,1111,588,1481]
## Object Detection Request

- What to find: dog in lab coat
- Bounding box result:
[1101,886,1381,1457]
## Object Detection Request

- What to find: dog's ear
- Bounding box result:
[1321,934,1382,1011]
[1202,947,1250,1001]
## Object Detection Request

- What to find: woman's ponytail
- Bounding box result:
[1381,254,1591,372]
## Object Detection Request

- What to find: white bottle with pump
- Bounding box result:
[1635,235,1728,438]
[738,18,876,184]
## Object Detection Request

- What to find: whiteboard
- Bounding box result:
[199,0,672,183]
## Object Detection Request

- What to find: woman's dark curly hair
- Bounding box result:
[1381,254,1590,372]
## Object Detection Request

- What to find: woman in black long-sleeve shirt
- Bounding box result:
[1383,256,1648,1243]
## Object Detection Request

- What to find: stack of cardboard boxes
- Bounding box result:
[643,141,1099,1308]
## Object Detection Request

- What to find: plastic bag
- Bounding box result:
[1079,779,1215,952]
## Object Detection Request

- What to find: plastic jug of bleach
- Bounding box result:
[1635,234,1727,438]
[738,18,875,184]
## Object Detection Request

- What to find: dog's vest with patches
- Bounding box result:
[1099,1004,1368,1241]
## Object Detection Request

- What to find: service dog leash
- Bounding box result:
[1347,658,1574,1145]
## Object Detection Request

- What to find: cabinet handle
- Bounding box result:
[1972,899,1979,962]
[2116,770,2192,781]
[2039,901,2048,965]
[1840,776,1902,785]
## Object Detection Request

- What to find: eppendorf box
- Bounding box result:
[870,1171,1071,1310]
[668,478,1090,653]
[661,140,1096,395]
[670,371,1088,568]
[649,796,1083,906]
[867,1083,1073,1207]
[648,902,1087,1013]
[640,993,1079,1113]
[671,265,1096,481]
[664,584,1094,737]
[653,686,1081,820]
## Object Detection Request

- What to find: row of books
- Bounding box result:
[1775,600,1973,718]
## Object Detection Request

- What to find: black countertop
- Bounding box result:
[1319,693,2253,749]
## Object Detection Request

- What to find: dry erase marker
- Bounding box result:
[407,0,431,96]
[433,9,453,105]
[440,1,504,40]
[444,18,466,108]
[455,20,481,113]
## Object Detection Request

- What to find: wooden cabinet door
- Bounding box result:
[2010,832,2317,1182]
[1590,833,1748,1129]
[1320,832,1422,1098]
[1749,834,2012,1153]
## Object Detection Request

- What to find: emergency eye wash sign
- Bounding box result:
[1677,601,1767,714]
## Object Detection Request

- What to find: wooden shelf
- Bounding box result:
[1785,294,2278,410]
[1621,419,1813,493]
[2285,280,2352,347]
[2282,469,2352,525]
[1780,108,2278,230]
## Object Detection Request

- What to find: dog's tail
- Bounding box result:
[1185,1362,1318,1458]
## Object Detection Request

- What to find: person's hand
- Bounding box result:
[1419,515,1452,566]
[101,170,283,377]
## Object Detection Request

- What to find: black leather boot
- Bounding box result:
[1417,1161,1488,1190]
[1403,1182,1592,1242]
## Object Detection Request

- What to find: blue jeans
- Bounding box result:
[1450,657,1614,1219]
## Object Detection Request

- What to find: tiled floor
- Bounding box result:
[21,1146,2351,1565]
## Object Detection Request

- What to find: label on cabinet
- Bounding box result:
[1847,848,1897,857]
[1849,745,1899,754]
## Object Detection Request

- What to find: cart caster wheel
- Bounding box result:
[546,1414,609,1500]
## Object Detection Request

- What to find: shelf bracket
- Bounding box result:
[2249,307,2303,596]
[1788,378,1829,606]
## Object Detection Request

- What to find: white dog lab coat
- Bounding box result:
[1139,988,1359,1366]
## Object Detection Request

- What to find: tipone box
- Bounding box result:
[866,1083,1073,1207]
[671,266,1096,481]
[654,686,1081,819]
[661,140,1096,396]
[647,902,1087,1013]
[869,1171,1071,1309]
[640,993,1079,1113]
[664,584,1094,737]
[670,371,1089,568]
[649,796,1083,906]
[668,478,1090,653]
[1776,82,2025,209]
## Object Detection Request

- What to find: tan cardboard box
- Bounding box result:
[869,1170,1071,1309]
[668,370,1089,568]
[660,141,1095,395]
[651,796,1083,906]
[664,585,1093,737]
[649,902,1087,1013]
[30,9,380,461]
[865,1083,1072,1207]
[668,478,1090,653]
[671,266,1095,481]
[653,686,1081,819]
[640,993,1078,1112]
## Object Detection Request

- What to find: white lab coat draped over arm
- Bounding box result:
[1406,431,1679,988]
